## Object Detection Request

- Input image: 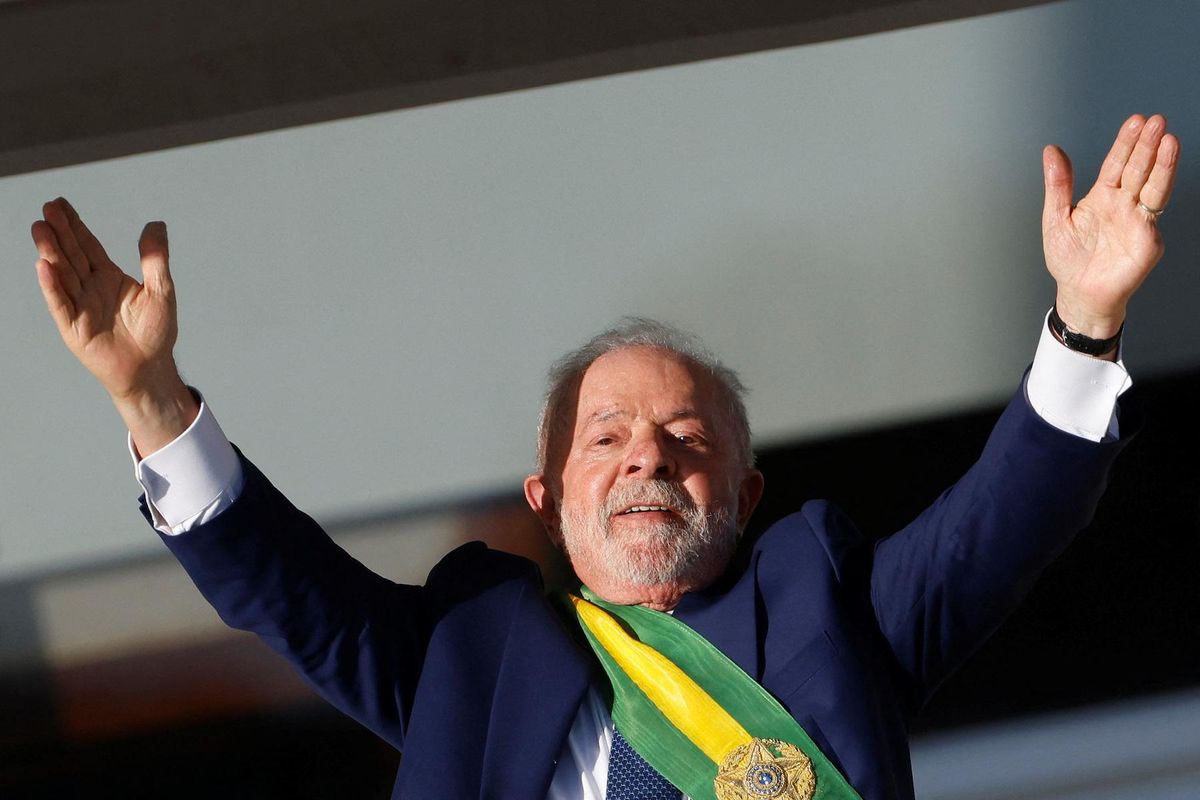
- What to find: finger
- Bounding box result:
[31,219,83,304]
[59,197,114,269]
[138,221,172,296]
[1042,144,1074,231]
[1137,132,1180,214]
[1097,114,1145,188]
[1120,114,1166,196]
[35,257,77,334]
[42,198,91,280]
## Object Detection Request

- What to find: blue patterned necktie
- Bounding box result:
[607,727,683,799]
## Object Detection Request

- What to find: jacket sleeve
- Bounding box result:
[868,378,1134,709]
[150,450,431,750]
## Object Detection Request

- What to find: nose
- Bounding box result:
[622,431,675,479]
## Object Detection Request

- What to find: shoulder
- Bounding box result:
[422,541,548,614]
[749,501,870,588]
[428,540,543,584]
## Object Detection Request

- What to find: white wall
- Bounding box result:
[1,0,1197,578]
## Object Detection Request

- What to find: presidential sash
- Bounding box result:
[561,589,863,800]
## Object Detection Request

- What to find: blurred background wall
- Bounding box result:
[0,0,1196,796]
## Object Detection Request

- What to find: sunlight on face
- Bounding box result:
[545,346,757,605]
[559,477,739,588]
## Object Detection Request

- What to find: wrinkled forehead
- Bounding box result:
[556,346,729,448]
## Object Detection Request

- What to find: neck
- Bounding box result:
[585,581,688,612]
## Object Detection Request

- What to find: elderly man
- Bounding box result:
[32,114,1177,799]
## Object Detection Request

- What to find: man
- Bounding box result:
[31,114,1178,799]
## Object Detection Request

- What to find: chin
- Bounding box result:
[560,503,740,606]
[586,536,734,605]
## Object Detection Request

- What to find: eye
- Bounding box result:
[671,429,711,448]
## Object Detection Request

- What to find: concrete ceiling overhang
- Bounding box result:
[1,0,1053,178]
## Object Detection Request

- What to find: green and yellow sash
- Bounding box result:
[560,589,863,800]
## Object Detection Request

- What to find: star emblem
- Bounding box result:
[714,738,816,800]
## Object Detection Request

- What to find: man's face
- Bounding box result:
[524,346,763,610]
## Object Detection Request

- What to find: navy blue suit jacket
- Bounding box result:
[156,383,1130,799]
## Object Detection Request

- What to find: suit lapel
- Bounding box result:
[480,583,591,798]
[673,565,761,681]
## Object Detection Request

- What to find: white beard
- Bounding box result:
[559,480,740,588]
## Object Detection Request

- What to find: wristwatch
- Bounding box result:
[1048,306,1122,356]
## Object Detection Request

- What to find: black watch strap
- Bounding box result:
[1048,306,1123,356]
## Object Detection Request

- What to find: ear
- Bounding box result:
[524,473,562,545]
[736,469,765,531]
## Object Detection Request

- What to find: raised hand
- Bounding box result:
[32,198,198,455]
[1042,114,1180,344]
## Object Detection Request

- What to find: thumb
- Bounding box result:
[1041,145,1074,232]
[138,221,172,295]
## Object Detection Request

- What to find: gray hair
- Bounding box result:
[535,318,754,474]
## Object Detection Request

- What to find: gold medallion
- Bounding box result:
[714,738,816,800]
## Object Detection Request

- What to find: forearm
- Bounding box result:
[871,383,1132,704]
[871,311,1133,699]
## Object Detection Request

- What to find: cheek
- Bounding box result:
[563,464,616,508]
[558,503,610,571]
[686,474,735,508]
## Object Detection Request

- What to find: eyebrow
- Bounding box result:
[582,408,625,427]
[582,408,703,427]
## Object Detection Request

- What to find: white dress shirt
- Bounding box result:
[130,314,1131,798]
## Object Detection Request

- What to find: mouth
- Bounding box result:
[615,504,678,518]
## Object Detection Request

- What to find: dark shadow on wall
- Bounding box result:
[0,707,399,800]
[0,0,1057,176]
[0,579,54,755]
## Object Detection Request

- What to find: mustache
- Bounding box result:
[601,480,699,519]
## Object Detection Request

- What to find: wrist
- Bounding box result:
[1048,305,1122,361]
[112,374,200,458]
[1052,295,1126,340]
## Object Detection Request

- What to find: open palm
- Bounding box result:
[1042,114,1179,338]
[33,198,179,400]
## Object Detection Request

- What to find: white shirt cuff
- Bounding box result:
[129,389,245,535]
[1026,310,1132,442]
